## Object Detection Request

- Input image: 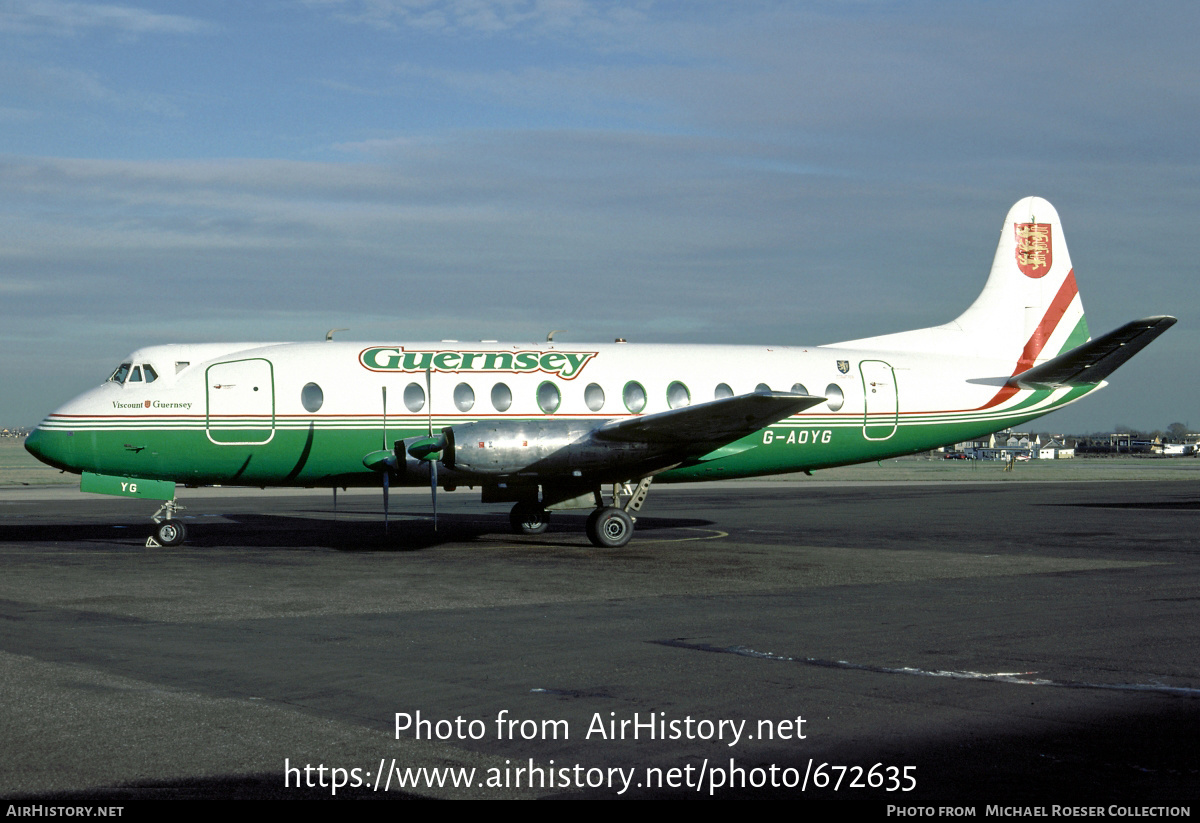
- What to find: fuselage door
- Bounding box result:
[206,358,275,445]
[860,359,898,441]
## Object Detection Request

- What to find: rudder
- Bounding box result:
[951,196,1090,370]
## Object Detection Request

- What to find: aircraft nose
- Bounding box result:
[24,428,47,461]
[24,425,73,472]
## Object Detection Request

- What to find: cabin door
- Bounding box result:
[205,358,276,445]
[860,360,898,441]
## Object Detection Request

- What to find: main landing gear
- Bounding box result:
[585,506,634,548]
[508,477,654,549]
[146,498,186,547]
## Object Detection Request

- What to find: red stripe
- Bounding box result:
[1012,269,1079,374]
[980,269,1078,409]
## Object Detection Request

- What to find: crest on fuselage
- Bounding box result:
[837,360,850,374]
[1014,222,1053,279]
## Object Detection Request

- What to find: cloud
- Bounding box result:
[0,62,183,116]
[0,0,213,37]
[303,0,638,36]
[0,1,1194,430]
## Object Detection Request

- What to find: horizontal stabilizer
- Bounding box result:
[594,391,825,451]
[1009,316,1176,389]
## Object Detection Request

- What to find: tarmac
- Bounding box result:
[0,476,1197,802]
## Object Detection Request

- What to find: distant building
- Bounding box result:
[1038,439,1074,459]
[1162,443,1197,456]
[952,430,1040,460]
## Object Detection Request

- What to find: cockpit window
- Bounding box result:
[108,363,132,383]
[128,366,143,383]
[143,364,158,383]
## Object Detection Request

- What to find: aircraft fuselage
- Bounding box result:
[25,338,1097,489]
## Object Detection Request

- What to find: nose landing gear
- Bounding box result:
[510,501,551,535]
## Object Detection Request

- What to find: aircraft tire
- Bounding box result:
[153,519,187,547]
[586,507,634,548]
[509,502,550,535]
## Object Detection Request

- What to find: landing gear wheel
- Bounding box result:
[509,502,551,535]
[153,519,187,547]
[586,507,634,548]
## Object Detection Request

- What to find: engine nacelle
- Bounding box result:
[441,419,651,478]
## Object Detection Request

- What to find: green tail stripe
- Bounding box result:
[1057,314,1091,357]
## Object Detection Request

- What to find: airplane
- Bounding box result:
[24,197,1176,549]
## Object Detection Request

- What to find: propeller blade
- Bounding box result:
[430,456,438,531]
[425,367,433,437]
[381,386,390,535]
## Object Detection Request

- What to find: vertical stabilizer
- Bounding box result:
[950,196,1090,368]
[828,197,1091,364]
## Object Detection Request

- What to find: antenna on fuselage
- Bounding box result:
[325,328,349,341]
[547,330,566,342]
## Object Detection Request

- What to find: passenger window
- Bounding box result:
[491,382,512,412]
[454,382,475,412]
[667,381,690,409]
[715,383,734,399]
[403,382,425,412]
[623,381,647,414]
[791,382,808,395]
[585,383,605,412]
[143,365,158,383]
[825,384,845,411]
[301,382,323,412]
[537,381,561,414]
[128,366,143,383]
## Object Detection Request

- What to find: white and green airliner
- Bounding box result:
[25,197,1175,548]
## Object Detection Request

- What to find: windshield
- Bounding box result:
[106,361,159,384]
[108,363,132,383]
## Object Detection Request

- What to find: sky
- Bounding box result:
[1,0,1196,432]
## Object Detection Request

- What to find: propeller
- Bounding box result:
[413,367,441,530]
[367,371,445,532]
[366,375,445,532]
[361,386,396,535]
[382,385,389,534]
[430,456,437,531]
[405,431,446,531]
[426,367,433,437]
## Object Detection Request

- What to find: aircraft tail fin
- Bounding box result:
[830,197,1091,366]
[828,197,1174,386]
[948,196,1091,369]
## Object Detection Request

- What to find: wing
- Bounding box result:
[593,390,826,454]
[1010,316,1176,389]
